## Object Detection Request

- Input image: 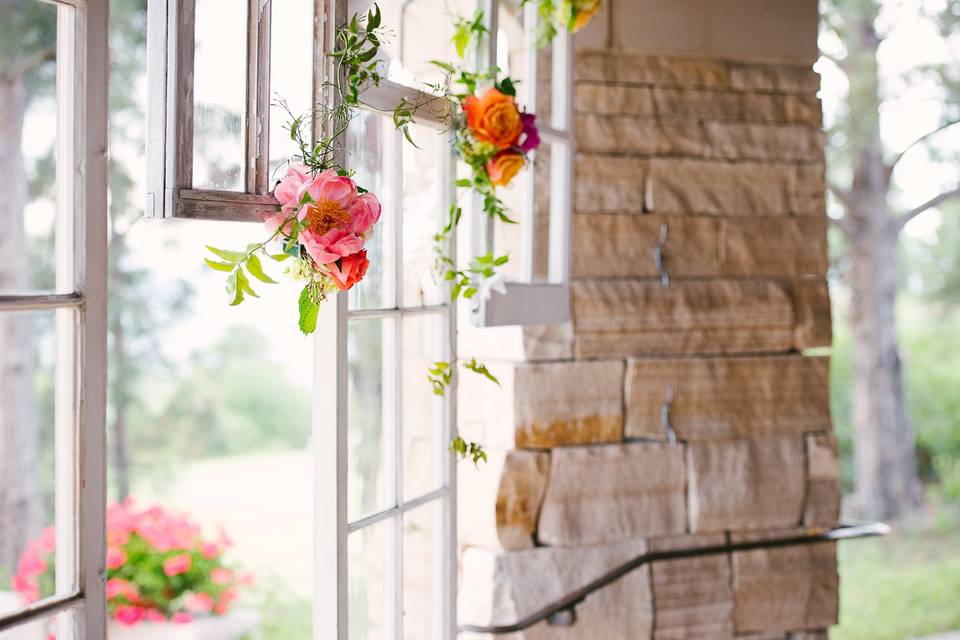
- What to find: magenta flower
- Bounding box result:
[518,112,540,153]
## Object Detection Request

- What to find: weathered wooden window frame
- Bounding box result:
[0,0,110,637]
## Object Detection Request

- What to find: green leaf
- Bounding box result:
[246,255,277,284]
[226,271,244,306]
[206,246,244,263]
[464,358,500,386]
[269,253,292,262]
[368,4,381,29]
[298,286,321,335]
[237,268,259,298]
[496,77,517,97]
[204,258,235,272]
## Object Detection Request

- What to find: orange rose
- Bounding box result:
[571,0,601,32]
[463,88,524,149]
[486,151,526,187]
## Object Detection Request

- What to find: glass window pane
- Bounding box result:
[402,124,445,308]
[0,0,60,294]
[349,317,396,521]
[109,218,314,635]
[0,311,63,622]
[403,314,445,499]
[269,0,314,181]
[403,501,442,640]
[498,1,530,105]
[347,111,397,311]
[192,0,248,191]
[349,519,396,640]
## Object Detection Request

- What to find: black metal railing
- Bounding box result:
[458,521,890,635]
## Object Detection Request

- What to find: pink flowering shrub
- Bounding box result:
[12,500,251,626]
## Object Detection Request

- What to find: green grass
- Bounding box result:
[833,504,960,640]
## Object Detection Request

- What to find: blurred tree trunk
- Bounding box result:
[0,69,43,574]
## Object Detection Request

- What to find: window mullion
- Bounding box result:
[246,0,272,194]
[548,29,573,284]
[392,127,405,640]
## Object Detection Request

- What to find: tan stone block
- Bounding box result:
[648,532,727,553]
[572,214,721,278]
[783,95,823,127]
[576,115,706,156]
[458,450,550,550]
[576,52,729,87]
[687,437,806,533]
[458,359,624,449]
[737,632,829,640]
[704,122,824,162]
[458,322,573,363]
[538,443,687,546]
[789,164,826,216]
[652,88,782,123]
[804,434,841,527]
[647,159,794,215]
[575,154,647,213]
[721,218,828,278]
[572,279,795,357]
[729,63,820,93]
[625,355,831,441]
[652,554,734,639]
[575,83,655,116]
[791,278,832,350]
[458,539,651,629]
[733,543,839,633]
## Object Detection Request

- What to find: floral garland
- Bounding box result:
[205,4,599,465]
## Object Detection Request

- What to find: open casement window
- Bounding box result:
[470,0,575,327]
[0,0,109,637]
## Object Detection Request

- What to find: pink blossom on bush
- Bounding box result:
[144,609,166,623]
[106,546,126,569]
[171,613,192,624]
[115,606,146,626]
[185,592,214,614]
[162,554,192,577]
[211,568,233,585]
[106,578,139,602]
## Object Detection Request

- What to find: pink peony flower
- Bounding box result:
[185,592,214,614]
[115,606,145,626]
[106,546,126,570]
[171,613,192,624]
[518,112,540,153]
[162,554,192,577]
[301,228,365,266]
[348,193,381,237]
[273,164,312,210]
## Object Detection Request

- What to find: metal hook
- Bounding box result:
[660,384,677,446]
[653,222,670,289]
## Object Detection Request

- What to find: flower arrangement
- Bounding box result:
[522,0,602,45]
[12,500,250,626]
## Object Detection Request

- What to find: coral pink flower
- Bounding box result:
[211,568,233,585]
[201,541,221,559]
[326,250,369,291]
[106,578,140,603]
[348,193,381,237]
[162,554,192,577]
[106,546,126,570]
[301,228,365,266]
[273,164,311,210]
[185,592,214,614]
[115,606,145,626]
[143,609,166,623]
[171,613,192,624]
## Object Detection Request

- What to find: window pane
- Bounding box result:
[403,500,442,640]
[192,0,248,191]
[347,111,397,311]
[0,311,64,622]
[0,0,60,294]
[349,317,396,521]
[403,314,445,499]
[498,1,530,105]
[402,124,445,308]
[269,0,313,181]
[349,519,396,640]
[110,218,314,635]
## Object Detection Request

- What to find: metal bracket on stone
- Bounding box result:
[653,222,670,289]
[546,606,577,626]
[660,384,678,445]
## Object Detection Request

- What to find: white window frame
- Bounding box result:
[0,0,110,637]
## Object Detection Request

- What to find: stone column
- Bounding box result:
[457,1,836,638]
